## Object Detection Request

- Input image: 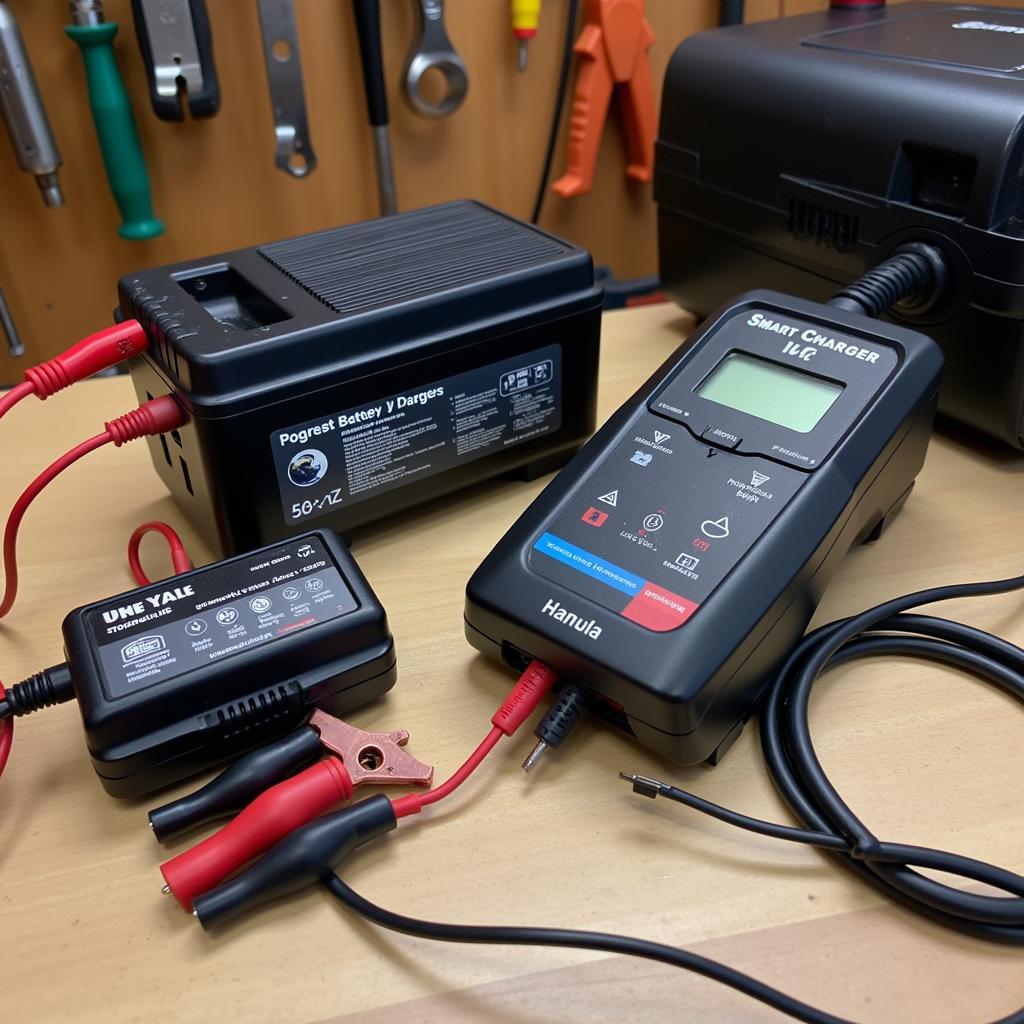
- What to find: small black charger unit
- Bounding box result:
[3,530,396,798]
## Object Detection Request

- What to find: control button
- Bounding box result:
[185,618,208,637]
[215,608,239,626]
[282,586,301,601]
[621,583,699,632]
[250,596,272,613]
[701,425,741,449]
[701,516,730,539]
[642,513,664,532]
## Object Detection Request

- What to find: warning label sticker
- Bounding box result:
[271,345,562,525]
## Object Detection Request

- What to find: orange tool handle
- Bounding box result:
[551,0,656,198]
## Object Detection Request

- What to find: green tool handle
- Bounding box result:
[65,21,163,240]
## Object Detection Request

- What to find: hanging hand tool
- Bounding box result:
[256,0,316,177]
[402,0,468,119]
[551,0,655,199]
[130,0,220,120]
[511,0,541,72]
[0,284,24,357]
[352,0,397,215]
[153,710,433,910]
[0,2,64,207]
[65,0,164,239]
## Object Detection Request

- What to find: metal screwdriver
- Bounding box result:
[0,1,64,207]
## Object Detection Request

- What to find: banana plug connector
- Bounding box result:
[522,680,589,772]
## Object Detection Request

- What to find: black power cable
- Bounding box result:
[531,0,581,224]
[325,874,854,1024]
[326,871,1024,1024]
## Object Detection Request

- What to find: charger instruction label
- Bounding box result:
[271,345,562,524]
[90,537,357,699]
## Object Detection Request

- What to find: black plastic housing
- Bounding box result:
[119,201,603,556]
[656,3,1024,447]
[62,530,396,798]
[465,291,943,765]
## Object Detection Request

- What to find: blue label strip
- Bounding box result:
[533,533,645,596]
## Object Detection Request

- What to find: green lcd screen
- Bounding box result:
[696,353,843,433]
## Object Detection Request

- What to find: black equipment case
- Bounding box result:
[656,2,1024,447]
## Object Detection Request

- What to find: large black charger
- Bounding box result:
[119,201,602,555]
[657,2,1024,447]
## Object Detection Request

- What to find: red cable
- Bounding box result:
[1,322,148,424]
[0,396,185,619]
[128,522,193,586]
[392,661,560,819]
[392,726,504,819]
[0,432,110,619]
[0,381,35,422]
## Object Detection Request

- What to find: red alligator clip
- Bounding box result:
[159,713,432,909]
[552,0,656,198]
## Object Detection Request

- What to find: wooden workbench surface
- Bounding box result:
[2,305,1022,1023]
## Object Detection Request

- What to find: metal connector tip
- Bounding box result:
[517,38,528,72]
[35,173,65,208]
[161,884,171,894]
[618,772,663,799]
[521,738,548,772]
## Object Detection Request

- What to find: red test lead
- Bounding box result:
[391,659,559,819]
[0,321,149,421]
[159,711,433,910]
[0,395,186,618]
[191,660,560,928]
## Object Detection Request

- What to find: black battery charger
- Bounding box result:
[466,285,942,765]
[119,201,602,556]
[53,530,395,798]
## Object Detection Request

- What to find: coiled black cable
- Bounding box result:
[624,570,1024,947]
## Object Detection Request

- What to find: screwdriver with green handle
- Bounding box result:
[65,0,164,240]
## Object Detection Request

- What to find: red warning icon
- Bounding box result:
[581,506,609,528]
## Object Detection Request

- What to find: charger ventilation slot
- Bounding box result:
[787,198,859,252]
[179,457,194,497]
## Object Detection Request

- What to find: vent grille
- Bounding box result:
[259,203,568,317]
[208,684,299,740]
[787,199,859,252]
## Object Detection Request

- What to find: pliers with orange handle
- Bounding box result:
[552,0,656,199]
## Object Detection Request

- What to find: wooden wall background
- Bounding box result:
[0,0,996,377]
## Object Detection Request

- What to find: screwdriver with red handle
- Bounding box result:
[153,711,432,910]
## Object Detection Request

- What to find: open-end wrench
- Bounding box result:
[256,0,316,177]
[402,0,468,119]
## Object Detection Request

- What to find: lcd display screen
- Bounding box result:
[696,353,843,433]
